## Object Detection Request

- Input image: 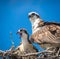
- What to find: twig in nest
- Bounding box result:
[20,50,53,57]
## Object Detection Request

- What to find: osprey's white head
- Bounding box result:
[17,28,31,47]
[17,28,29,40]
[28,12,41,24]
[28,12,44,33]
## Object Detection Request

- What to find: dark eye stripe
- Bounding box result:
[24,30,28,34]
[20,30,22,31]
[20,29,28,34]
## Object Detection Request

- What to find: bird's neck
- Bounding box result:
[31,18,40,25]
[32,18,42,33]
[22,37,29,46]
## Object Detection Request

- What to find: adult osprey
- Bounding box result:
[28,12,60,50]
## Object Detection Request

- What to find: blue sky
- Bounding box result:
[0,0,60,51]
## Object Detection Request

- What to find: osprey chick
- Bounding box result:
[16,28,38,59]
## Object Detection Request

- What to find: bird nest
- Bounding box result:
[19,50,60,59]
[0,49,60,59]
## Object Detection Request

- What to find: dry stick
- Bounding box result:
[20,50,53,57]
[19,51,60,59]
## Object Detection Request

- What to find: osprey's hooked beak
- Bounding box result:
[16,31,22,37]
